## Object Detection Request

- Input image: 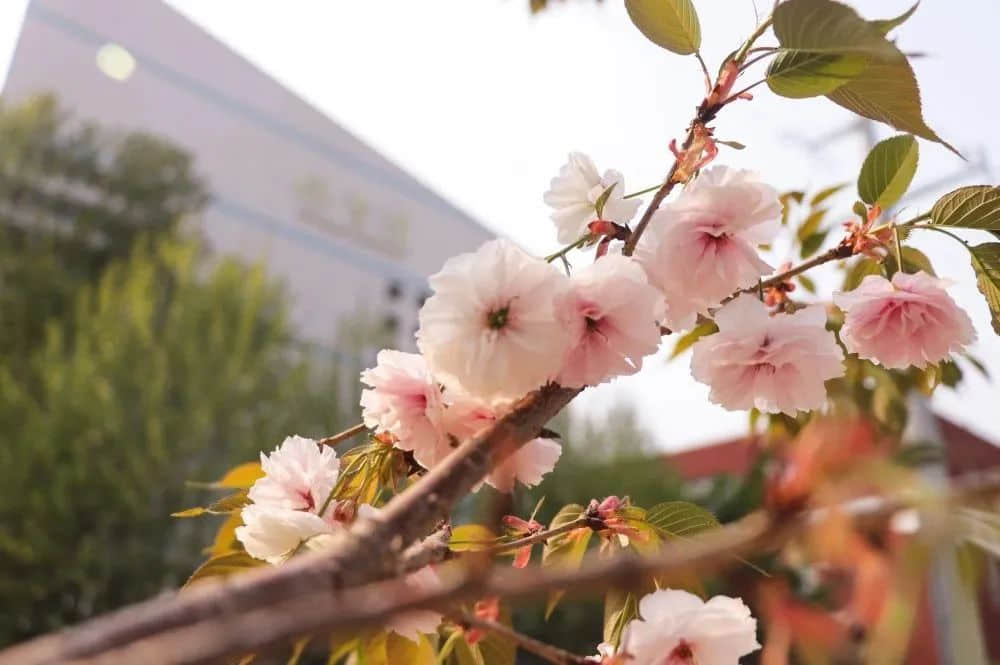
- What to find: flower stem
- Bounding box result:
[484,516,593,557]
[317,422,367,448]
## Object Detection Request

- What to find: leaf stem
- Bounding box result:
[317,423,367,448]
[893,224,904,272]
[624,183,665,199]
[911,223,970,247]
[454,614,592,665]
[545,235,591,263]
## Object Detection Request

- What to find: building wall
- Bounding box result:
[2,0,493,350]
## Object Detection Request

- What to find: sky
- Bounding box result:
[1,0,998,451]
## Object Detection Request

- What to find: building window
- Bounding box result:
[96,43,136,82]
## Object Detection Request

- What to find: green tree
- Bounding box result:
[0,95,209,364]
[0,237,352,642]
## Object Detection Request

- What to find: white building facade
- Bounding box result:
[2,0,493,351]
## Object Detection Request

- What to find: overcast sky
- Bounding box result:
[2,1,998,450]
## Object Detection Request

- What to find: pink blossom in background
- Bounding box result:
[417,238,571,400]
[619,589,760,665]
[543,152,642,244]
[556,254,664,388]
[636,166,781,331]
[834,271,976,369]
[690,295,844,414]
[384,565,444,641]
[486,435,562,493]
[247,435,340,513]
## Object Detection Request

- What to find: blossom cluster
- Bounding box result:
[357,154,976,492]
[235,435,443,641]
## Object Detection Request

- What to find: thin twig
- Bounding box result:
[723,243,855,305]
[695,51,712,92]
[485,516,593,557]
[456,614,592,665]
[317,423,367,447]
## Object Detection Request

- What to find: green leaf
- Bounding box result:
[884,246,936,277]
[593,182,617,219]
[172,490,250,518]
[767,50,868,98]
[969,243,1000,335]
[668,321,717,359]
[644,501,720,538]
[797,274,817,293]
[449,524,497,552]
[930,186,1000,230]
[185,551,265,587]
[603,588,639,647]
[871,2,919,34]
[800,230,829,258]
[477,631,517,665]
[385,633,436,665]
[796,208,827,243]
[213,462,264,489]
[810,183,848,206]
[767,0,899,99]
[825,43,957,154]
[541,504,592,618]
[715,139,745,150]
[842,257,883,290]
[624,0,701,55]
[858,135,919,209]
[171,507,207,518]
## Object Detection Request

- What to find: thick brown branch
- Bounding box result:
[0,385,579,665]
[399,524,453,573]
[456,614,592,665]
[8,469,1000,665]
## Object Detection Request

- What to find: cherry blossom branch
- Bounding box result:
[317,422,367,447]
[454,614,592,665]
[485,515,594,557]
[721,242,855,306]
[400,523,454,572]
[8,469,1000,665]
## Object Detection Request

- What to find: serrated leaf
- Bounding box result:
[825,43,957,154]
[449,524,497,552]
[645,501,720,538]
[624,0,701,55]
[969,243,1000,335]
[767,0,899,99]
[668,321,717,360]
[800,230,829,258]
[858,135,919,209]
[767,50,868,98]
[185,551,265,587]
[871,2,919,35]
[930,186,1000,230]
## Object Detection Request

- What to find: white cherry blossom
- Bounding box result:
[417,239,571,400]
[543,152,642,244]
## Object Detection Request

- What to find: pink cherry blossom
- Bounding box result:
[247,435,340,513]
[636,166,781,331]
[487,435,562,492]
[360,350,445,459]
[385,565,444,641]
[834,271,976,369]
[543,152,642,244]
[555,254,664,388]
[619,589,760,665]
[417,238,571,400]
[690,295,844,414]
